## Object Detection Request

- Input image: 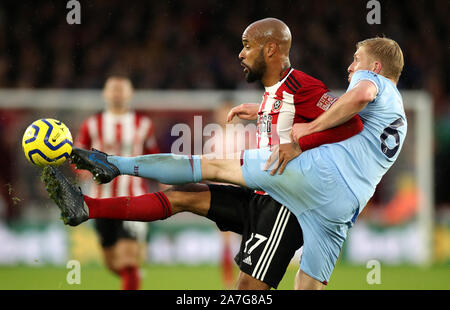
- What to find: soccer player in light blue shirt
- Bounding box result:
[243,37,407,288]
[241,37,407,288]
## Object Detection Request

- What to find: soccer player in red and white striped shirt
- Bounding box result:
[76,76,160,290]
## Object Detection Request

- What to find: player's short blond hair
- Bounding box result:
[357,37,404,83]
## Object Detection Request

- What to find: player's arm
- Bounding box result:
[291,80,377,141]
[265,115,363,175]
[296,114,363,151]
[226,103,259,122]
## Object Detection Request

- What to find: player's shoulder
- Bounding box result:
[350,70,389,95]
[282,68,328,95]
[290,68,327,88]
[133,111,155,129]
[133,111,153,122]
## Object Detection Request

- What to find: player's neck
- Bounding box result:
[107,108,129,115]
[261,61,291,88]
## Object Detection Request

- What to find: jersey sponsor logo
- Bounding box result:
[258,114,273,134]
[316,92,338,111]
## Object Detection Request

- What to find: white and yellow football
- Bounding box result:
[22,118,73,167]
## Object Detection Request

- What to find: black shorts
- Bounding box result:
[206,184,303,289]
[95,219,147,248]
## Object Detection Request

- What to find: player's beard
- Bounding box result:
[244,49,266,83]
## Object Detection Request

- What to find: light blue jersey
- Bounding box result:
[322,70,407,212]
[241,69,407,283]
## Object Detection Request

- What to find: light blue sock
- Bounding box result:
[107,154,202,185]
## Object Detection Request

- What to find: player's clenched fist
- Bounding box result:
[226,103,260,122]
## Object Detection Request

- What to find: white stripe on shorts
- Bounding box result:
[252,206,290,281]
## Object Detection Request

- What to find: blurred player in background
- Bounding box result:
[75,76,160,290]
[207,97,256,288]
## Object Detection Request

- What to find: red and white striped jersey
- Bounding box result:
[256,67,337,148]
[76,111,160,198]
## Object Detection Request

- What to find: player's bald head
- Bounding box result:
[242,18,292,55]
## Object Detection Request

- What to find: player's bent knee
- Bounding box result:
[102,247,121,274]
[295,270,324,290]
[111,240,141,269]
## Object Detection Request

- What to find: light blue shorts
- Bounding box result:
[241,147,359,283]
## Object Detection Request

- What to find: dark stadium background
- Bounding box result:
[0,0,448,290]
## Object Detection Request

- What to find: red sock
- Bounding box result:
[120,266,140,290]
[84,192,172,221]
[222,242,234,287]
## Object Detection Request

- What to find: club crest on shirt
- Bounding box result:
[271,100,283,113]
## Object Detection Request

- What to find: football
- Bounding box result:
[22,118,73,167]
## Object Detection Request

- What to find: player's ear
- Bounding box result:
[265,42,277,58]
[372,61,382,74]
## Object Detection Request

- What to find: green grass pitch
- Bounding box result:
[0,263,448,290]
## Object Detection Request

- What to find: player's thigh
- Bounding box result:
[101,246,117,273]
[95,219,144,271]
[236,197,303,289]
[95,218,122,249]
[206,184,254,234]
[241,148,318,214]
[113,239,141,267]
[201,155,246,186]
[112,221,149,268]
[296,173,359,286]
[296,210,350,287]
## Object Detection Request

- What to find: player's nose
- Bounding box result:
[238,49,245,61]
[347,61,355,73]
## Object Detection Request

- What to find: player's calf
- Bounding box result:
[163,184,211,216]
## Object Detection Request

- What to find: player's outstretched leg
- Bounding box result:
[41,166,89,226]
[71,147,120,183]
[72,147,247,188]
[71,147,203,185]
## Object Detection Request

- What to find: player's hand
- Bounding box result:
[264,142,302,175]
[226,103,259,122]
[290,123,312,141]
